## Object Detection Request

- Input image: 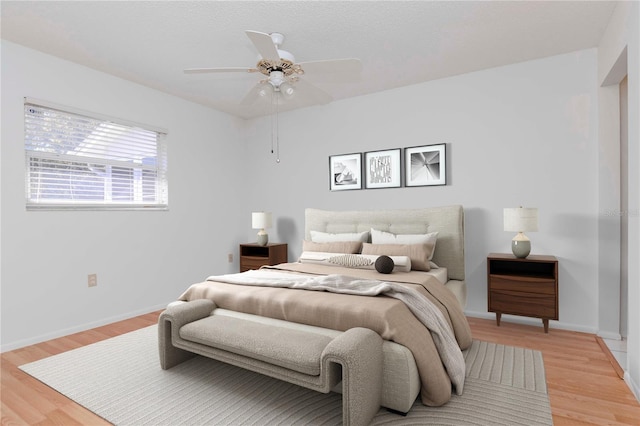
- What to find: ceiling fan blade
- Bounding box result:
[184,67,256,74]
[291,78,333,105]
[240,82,269,106]
[297,58,362,75]
[245,30,280,61]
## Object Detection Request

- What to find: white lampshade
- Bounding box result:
[504,207,538,232]
[252,212,272,230]
[252,212,272,246]
[504,207,538,258]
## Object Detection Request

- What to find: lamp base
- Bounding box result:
[511,240,531,258]
[257,233,269,246]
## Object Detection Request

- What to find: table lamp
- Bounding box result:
[504,207,538,258]
[252,212,272,246]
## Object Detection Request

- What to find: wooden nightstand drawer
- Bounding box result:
[489,276,556,295]
[490,291,557,319]
[241,257,271,271]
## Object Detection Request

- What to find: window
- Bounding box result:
[24,99,168,210]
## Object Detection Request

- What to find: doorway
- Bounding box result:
[619,75,628,342]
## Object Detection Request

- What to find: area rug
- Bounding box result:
[20,325,553,425]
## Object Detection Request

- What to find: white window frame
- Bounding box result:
[24,98,168,211]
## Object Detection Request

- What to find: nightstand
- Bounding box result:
[239,243,288,272]
[487,253,558,333]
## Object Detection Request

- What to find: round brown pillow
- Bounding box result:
[375,255,394,274]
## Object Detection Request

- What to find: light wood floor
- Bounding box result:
[2,313,639,425]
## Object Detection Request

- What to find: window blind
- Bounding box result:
[24,99,168,210]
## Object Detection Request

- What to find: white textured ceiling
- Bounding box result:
[1,1,618,119]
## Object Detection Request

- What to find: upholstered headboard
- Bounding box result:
[304,205,465,281]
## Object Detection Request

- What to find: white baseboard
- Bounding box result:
[624,371,640,402]
[464,310,598,334]
[597,330,623,340]
[0,302,169,353]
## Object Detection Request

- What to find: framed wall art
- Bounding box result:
[329,152,362,191]
[364,148,401,189]
[404,143,446,187]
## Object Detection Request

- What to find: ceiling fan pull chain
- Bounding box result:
[269,90,280,163]
[270,90,275,155]
[275,92,280,163]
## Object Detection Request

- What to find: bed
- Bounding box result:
[176,205,471,411]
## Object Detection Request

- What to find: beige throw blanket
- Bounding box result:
[179,263,472,406]
[204,270,465,394]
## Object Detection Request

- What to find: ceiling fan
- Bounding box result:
[184,30,362,108]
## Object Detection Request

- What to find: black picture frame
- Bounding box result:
[404,143,447,187]
[364,148,402,189]
[329,152,362,191]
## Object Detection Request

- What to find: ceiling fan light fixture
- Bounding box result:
[279,82,295,99]
[257,85,272,97]
[269,70,286,88]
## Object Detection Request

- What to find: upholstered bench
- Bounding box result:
[158,299,383,426]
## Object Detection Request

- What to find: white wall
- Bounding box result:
[630,2,640,400]
[0,41,247,351]
[244,49,601,333]
[597,0,640,401]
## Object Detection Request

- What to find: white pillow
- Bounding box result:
[371,229,438,260]
[310,230,370,243]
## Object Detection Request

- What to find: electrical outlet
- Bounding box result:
[88,273,97,287]
[227,253,233,263]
